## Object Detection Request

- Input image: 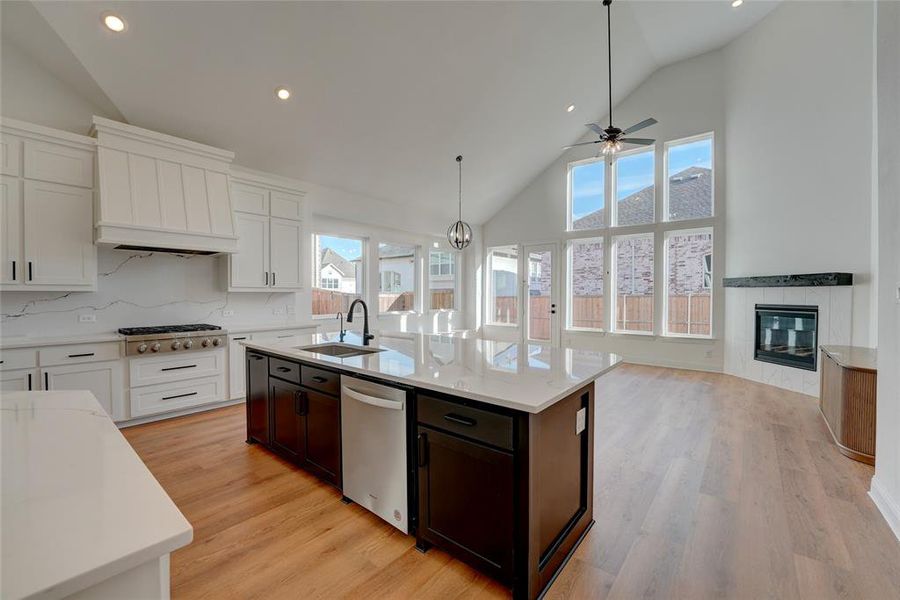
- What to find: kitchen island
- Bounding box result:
[1,391,192,600]
[242,331,620,600]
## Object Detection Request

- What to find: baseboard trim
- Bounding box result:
[869,476,900,542]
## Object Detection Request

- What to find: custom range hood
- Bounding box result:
[91,117,238,255]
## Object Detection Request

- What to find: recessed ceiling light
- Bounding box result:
[731,0,743,7]
[101,13,127,33]
[566,104,576,113]
[275,87,291,100]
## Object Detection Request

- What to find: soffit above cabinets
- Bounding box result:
[91,116,238,254]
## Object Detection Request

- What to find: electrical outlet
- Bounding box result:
[575,408,586,435]
[285,305,295,316]
[222,310,235,317]
[78,314,96,323]
[272,306,286,316]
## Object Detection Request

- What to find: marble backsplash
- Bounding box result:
[0,248,302,338]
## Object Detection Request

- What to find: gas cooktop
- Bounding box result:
[118,324,227,356]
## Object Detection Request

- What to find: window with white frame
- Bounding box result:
[378,242,416,313]
[666,134,713,221]
[567,237,604,330]
[488,246,518,325]
[665,229,713,337]
[613,148,655,226]
[312,234,364,317]
[429,250,457,310]
[612,234,654,333]
[568,158,606,231]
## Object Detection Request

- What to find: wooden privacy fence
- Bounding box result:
[312,288,455,314]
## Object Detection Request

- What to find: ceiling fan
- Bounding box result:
[564,0,657,154]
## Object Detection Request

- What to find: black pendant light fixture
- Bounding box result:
[564,0,657,154]
[447,155,472,250]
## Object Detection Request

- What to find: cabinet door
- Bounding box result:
[303,388,341,485]
[270,378,305,462]
[230,212,269,289]
[269,191,303,220]
[23,180,94,286]
[23,140,93,188]
[269,217,303,289]
[246,352,269,444]
[0,176,21,284]
[417,427,514,582]
[0,368,37,391]
[231,183,268,215]
[43,360,124,421]
[229,335,251,400]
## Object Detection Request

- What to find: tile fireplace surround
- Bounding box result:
[723,275,853,397]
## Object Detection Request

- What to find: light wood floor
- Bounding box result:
[123,365,900,599]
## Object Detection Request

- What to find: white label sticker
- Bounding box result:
[576,407,586,435]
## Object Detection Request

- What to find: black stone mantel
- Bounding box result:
[722,272,853,288]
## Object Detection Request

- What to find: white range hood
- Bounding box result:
[91,117,238,255]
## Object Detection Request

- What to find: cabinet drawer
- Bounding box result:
[269,190,303,220]
[129,349,224,387]
[269,357,301,384]
[23,140,94,188]
[301,364,340,396]
[0,348,37,371]
[39,342,121,367]
[418,394,514,451]
[130,374,225,418]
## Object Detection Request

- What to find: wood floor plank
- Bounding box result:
[120,364,900,600]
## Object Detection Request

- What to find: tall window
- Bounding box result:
[613,148,655,226]
[488,246,518,325]
[613,234,654,333]
[568,158,605,230]
[429,250,457,310]
[666,135,713,221]
[567,237,604,330]
[378,243,416,313]
[666,230,712,336]
[313,234,364,317]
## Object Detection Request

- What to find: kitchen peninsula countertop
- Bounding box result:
[242,331,621,413]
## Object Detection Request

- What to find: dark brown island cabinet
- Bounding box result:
[245,348,596,600]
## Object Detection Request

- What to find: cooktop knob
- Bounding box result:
[201,338,211,348]
[171,340,181,350]
[212,338,222,347]
[183,339,193,349]
[137,343,148,354]
[150,342,161,353]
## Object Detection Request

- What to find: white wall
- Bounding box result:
[723,0,875,348]
[482,49,726,371]
[870,0,900,542]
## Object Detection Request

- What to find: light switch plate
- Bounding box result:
[222,310,235,317]
[78,314,96,323]
[576,407,586,435]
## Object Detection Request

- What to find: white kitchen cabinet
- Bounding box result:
[228,166,306,292]
[228,334,251,400]
[42,360,125,420]
[1,118,98,292]
[0,368,38,391]
[23,180,95,287]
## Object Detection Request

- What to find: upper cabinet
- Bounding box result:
[228,166,306,292]
[91,117,238,255]
[0,118,97,291]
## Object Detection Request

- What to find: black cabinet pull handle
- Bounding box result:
[294,390,308,415]
[28,261,33,281]
[67,352,95,358]
[0,360,4,364]
[443,413,477,427]
[27,373,32,391]
[44,372,49,390]
[417,433,427,467]
[311,375,327,383]
[233,336,247,341]
[265,272,269,286]
[276,366,291,372]
[162,391,198,401]
[161,364,197,371]
[11,260,15,281]
[250,355,264,361]
[272,272,276,286]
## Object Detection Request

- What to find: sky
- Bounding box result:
[571,138,712,220]
[319,234,362,260]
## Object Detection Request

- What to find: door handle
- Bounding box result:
[27,373,32,391]
[443,413,477,427]
[233,337,247,341]
[272,272,276,286]
[249,354,264,361]
[162,391,198,401]
[295,390,308,415]
[417,433,427,467]
[28,261,33,281]
[161,364,197,371]
[276,366,291,372]
[67,352,95,358]
[11,260,15,281]
[44,371,49,390]
[265,272,269,286]
[311,375,327,383]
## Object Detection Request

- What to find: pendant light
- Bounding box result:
[447,155,472,250]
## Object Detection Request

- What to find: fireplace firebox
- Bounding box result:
[754,304,818,371]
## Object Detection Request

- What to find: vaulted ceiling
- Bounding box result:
[5,1,777,225]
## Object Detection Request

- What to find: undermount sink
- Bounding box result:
[296,343,384,358]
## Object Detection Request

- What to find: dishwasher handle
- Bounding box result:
[342,385,404,410]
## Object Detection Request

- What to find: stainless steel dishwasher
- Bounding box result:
[340,375,408,533]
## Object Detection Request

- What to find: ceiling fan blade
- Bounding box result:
[563,140,602,150]
[585,123,605,135]
[621,137,654,146]
[622,117,657,135]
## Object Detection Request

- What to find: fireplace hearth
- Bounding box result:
[754,304,819,371]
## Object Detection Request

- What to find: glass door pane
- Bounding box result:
[525,245,557,344]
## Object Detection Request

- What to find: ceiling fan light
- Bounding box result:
[600,139,622,155]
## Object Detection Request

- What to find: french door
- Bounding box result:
[523,243,559,345]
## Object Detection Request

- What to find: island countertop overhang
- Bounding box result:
[241,331,622,413]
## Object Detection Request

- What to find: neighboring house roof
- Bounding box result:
[378,244,415,259]
[572,166,711,228]
[321,247,356,277]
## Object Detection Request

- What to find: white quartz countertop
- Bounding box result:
[243,331,621,413]
[1,391,193,600]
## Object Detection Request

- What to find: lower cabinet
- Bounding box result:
[42,360,124,420]
[303,388,341,482]
[246,351,269,444]
[416,426,515,582]
[270,378,305,462]
[0,368,37,391]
